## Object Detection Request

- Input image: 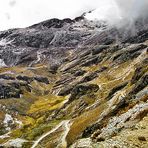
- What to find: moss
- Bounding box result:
[22,142,33,148]
[22,120,61,141]
[10,129,24,138]
[66,101,108,145]
[0,43,147,147]
[36,116,45,125]
[28,94,67,115]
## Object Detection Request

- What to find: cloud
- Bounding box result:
[85,0,148,28]
[0,0,88,30]
[9,0,16,7]
[0,0,148,31]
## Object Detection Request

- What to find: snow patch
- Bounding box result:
[15,118,23,128]
[3,114,14,128]
[0,59,6,68]
[0,132,11,139]
[36,51,41,63]
[3,114,23,131]
[3,138,27,148]
[0,38,14,47]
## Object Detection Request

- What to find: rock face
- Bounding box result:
[0,17,148,148]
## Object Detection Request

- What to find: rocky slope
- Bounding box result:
[0,16,147,148]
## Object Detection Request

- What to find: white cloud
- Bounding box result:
[85,0,148,28]
[0,0,94,31]
[0,0,148,31]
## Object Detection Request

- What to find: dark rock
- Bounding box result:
[17,53,37,65]
[80,72,98,83]
[17,75,49,84]
[106,44,122,53]
[11,82,31,91]
[113,44,147,64]
[37,18,74,29]
[54,77,75,87]
[56,72,98,97]
[49,64,59,74]
[124,29,148,43]
[0,29,15,39]
[129,74,148,96]
[82,123,101,138]
[1,50,19,66]
[58,85,74,96]
[106,83,128,100]
[78,50,91,58]
[0,75,15,80]
[70,83,99,100]
[74,70,86,77]
[138,136,147,141]
[81,56,100,67]
[34,77,49,84]
[96,137,105,142]
[10,31,54,48]
[16,75,33,83]
[72,100,88,118]
[129,44,147,53]
[61,60,80,72]
[92,45,109,55]
[113,51,141,64]
[0,84,22,99]
[131,66,146,84]
[74,16,84,22]
[95,66,108,73]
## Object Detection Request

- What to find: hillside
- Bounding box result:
[0,17,148,148]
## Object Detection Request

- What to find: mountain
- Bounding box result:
[0,16,147,148]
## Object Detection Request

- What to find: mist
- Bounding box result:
[85,0,148,28]
[0,0,148,31]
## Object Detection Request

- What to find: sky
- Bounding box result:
[0,0,96,31]
[0,0,148,31]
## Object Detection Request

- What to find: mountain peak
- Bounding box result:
[0,15,148,148]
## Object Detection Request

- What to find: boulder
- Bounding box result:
[0,84,22,99]
[92,45,109,55]
[106,83,128,100]
[70,84,99,100]
[0,75,15,80]
[34,77,49,84]
[74,70,86,77]
[58,85,74,96]
[80,72,98,83]
[16,75,33,83]
[81,56,101,67]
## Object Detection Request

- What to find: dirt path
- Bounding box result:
[31,120,70,148]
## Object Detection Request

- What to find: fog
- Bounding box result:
[86,0,148,28]
[0,0,148,31]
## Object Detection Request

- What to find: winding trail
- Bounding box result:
[59,120,72,147]
[31,120,70,148]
